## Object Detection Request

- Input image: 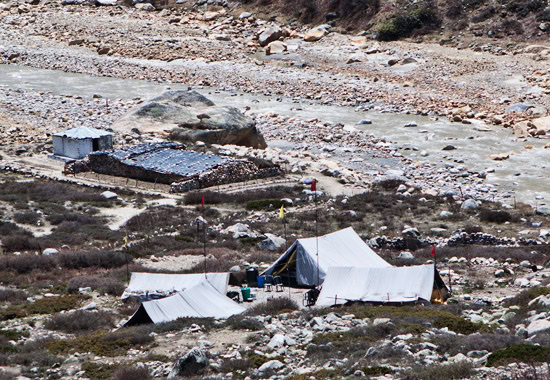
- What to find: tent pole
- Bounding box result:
[203,198,207,279]
[284,216,291,298]
[315,188,319,288]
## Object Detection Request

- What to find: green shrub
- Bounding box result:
[363,366,393,376]
[48,327,153,357]
[487,344,550,366]
[377,5,440,41]
[81,362,120,380]
[58,251,128,269]
[503,287,550,308]
[246,199,285,211]
[0,294,85,321]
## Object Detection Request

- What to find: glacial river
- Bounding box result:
[0,64,548,207]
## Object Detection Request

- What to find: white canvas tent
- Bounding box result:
[316,265,446,306]
[261,227,391,287]
[121,272,230,301]
[124,282,246,325]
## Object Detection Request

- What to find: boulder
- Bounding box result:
[527,319,550,336]
[257,233,286,251]
[461,199,479,210]
[101,191,118,199]
[489,153,510,161]
[168,348,208,378]
[259,26,282,47]
[265,41,287,55]
[258,360,284,372]
[506,103,534,113]
[398,251,414,260]
[43,248,59,255]
[304,27,327,42]
[95,0,116,5]
[114,90,266,149]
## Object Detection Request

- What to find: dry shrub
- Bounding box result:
[13,211,41,225]
[245,297,299,316]
[402,361,473,380]
[113,367,152,380]
[44,310,115,334]
[0,288,27,302]
[67,276,125,296]
[225,315,264,331]
[0,254,56,274]
[432,333,522,356]
[58,251,128,269]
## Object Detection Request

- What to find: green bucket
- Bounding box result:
[241,287,251,301]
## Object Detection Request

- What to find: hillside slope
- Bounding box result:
[235,0,550,41]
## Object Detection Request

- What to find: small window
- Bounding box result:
[92,138,99,151]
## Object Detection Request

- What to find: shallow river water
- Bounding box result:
[0,64,548,206]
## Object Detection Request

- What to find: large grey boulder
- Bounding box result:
[258,26,282,47]
[114,90,267,149]
[257,233,286,251]
[168,348,208,378]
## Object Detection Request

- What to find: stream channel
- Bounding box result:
[0,64,548,207]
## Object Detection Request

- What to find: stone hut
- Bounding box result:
[53,126,113,159]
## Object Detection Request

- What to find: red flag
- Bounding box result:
[201,195,205,208]
[311,179,316,192]
[431,244,436,257]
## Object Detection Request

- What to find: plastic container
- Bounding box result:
[241,287,251,301]
[257,275,265,288]
[246,267,259,286]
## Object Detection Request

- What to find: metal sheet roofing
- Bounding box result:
[53,126,112,139]
[90,142,229,177]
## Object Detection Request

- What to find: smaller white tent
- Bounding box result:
[121,272,230,301]
[53,126,113,159]
[125,282,246,325]
[316,265,441,306]
[261,227,391,287]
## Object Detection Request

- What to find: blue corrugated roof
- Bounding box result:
[90,143,228,177]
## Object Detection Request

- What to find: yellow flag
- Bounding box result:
[279,205,285,219]
[123,233,129,247]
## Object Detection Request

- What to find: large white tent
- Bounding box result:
[124,282,246,325]
[261,227,391,287]
[121,272,230,301]
[316,265,446,307]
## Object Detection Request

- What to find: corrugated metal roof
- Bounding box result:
[53,126,112,139]
[89,143,229,177]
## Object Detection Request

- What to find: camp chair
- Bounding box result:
[303,288,320,307]
[265,275,274,292]
[273,276,284,292]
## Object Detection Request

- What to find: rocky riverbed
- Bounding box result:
[2,0,550,379]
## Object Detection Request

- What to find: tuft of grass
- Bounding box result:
[113,367,152,380]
